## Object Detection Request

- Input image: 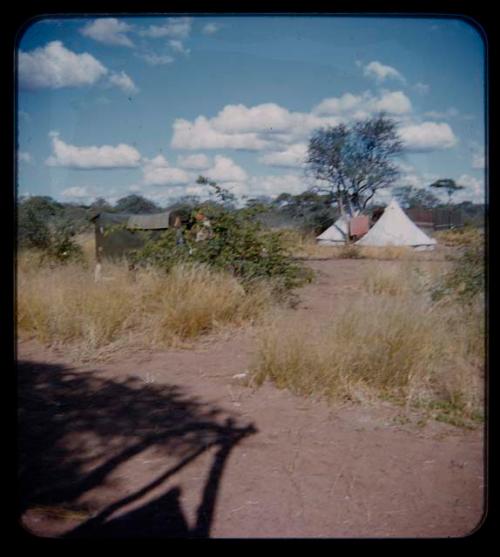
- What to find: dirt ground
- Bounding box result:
[17,258,486,539]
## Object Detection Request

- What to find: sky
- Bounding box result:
[16,15,486,207]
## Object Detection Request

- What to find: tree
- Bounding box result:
[306,114,403,216]
[429,179,464,206]
[114,194,162,214]
[392,185,440,209]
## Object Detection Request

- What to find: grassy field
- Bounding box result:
[17,241,274,360]
[249,244,485,427]
[17,228,485,426]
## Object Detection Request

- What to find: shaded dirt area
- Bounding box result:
[17,259,485,539]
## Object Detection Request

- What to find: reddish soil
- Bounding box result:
[18,259,485,539]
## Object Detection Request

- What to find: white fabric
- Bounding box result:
[316,211,359,244]
[355,199,437,248]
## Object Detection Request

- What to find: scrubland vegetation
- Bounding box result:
[17,194,485,428]
[249,229,485,427]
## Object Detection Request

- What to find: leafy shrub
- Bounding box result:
[132,186,314,296]
[432,236,484,303]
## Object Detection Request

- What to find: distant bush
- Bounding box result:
[132,185,314,297]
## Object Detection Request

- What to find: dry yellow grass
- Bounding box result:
[17,253,274,360]
[249,262,484,426]
[278,228,445,261]
[434,227,484,247]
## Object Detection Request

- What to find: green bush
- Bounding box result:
[432,237,484,303]
[132,193,313,297]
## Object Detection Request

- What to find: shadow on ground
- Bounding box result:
[18,359,256,538]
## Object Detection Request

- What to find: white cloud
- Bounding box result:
[171,102,341,152]
[18,151,33,164]
[61,186,93,199]
[259,143,308,168]
[139,17,192,39]
[202,23,220,35]
[472,152,485,169]
[399,122,458,152]
[18,41,108,89]
[169,40,190,56]
[247,174,306,197]
[363,61,405,83]
[424,108,459,120]
[142,155,191,186]
[205,155,248,183]
[171,116,273,151]
[46,132,142,169]
[80,18,134,47]
[138,52,174,66]
[455,174,485,203]
[177,153,212,170]
[108,71,139,94]
[313,90,412,117]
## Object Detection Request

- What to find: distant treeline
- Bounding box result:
[17,189,485,249]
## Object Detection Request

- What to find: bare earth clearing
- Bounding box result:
[18,259,485,539]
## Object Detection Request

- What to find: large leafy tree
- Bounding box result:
[306,114,404,215]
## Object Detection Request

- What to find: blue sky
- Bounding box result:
[17,15,486,206]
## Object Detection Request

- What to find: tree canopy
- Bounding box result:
[306,114,403,215]
[114,194,162,214]
[429,179,464,205]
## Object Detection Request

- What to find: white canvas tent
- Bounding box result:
[355,199,437,249]
[316,211,360,245]
[316,215,350,244]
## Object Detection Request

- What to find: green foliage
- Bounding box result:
[307,114,403,212]
[18,197,83,262]
[114,194,162,214]
[132,182,314,297]
[432,237,484,303]
[45,219,84,263]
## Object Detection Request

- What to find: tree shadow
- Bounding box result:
[18,359,256,538]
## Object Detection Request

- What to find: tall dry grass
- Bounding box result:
[17,252,274,360]
[249,261,484,426]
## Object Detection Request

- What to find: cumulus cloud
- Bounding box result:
[202,23,220,35]
[46,132,142,169]
[171,116,273,151]
[363,61,406,83]
[177,153,212,170]
[142,155,191,186]
[259,143,308,168]
[314,91,412,117]
[139,17,192,39]
[80,18,134,47]
[18,41,108,89]
[398,122,458,152]
[456,174,485,203]
[108,71,139,94]
[171,103,340,151]
[205,155,248,183]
